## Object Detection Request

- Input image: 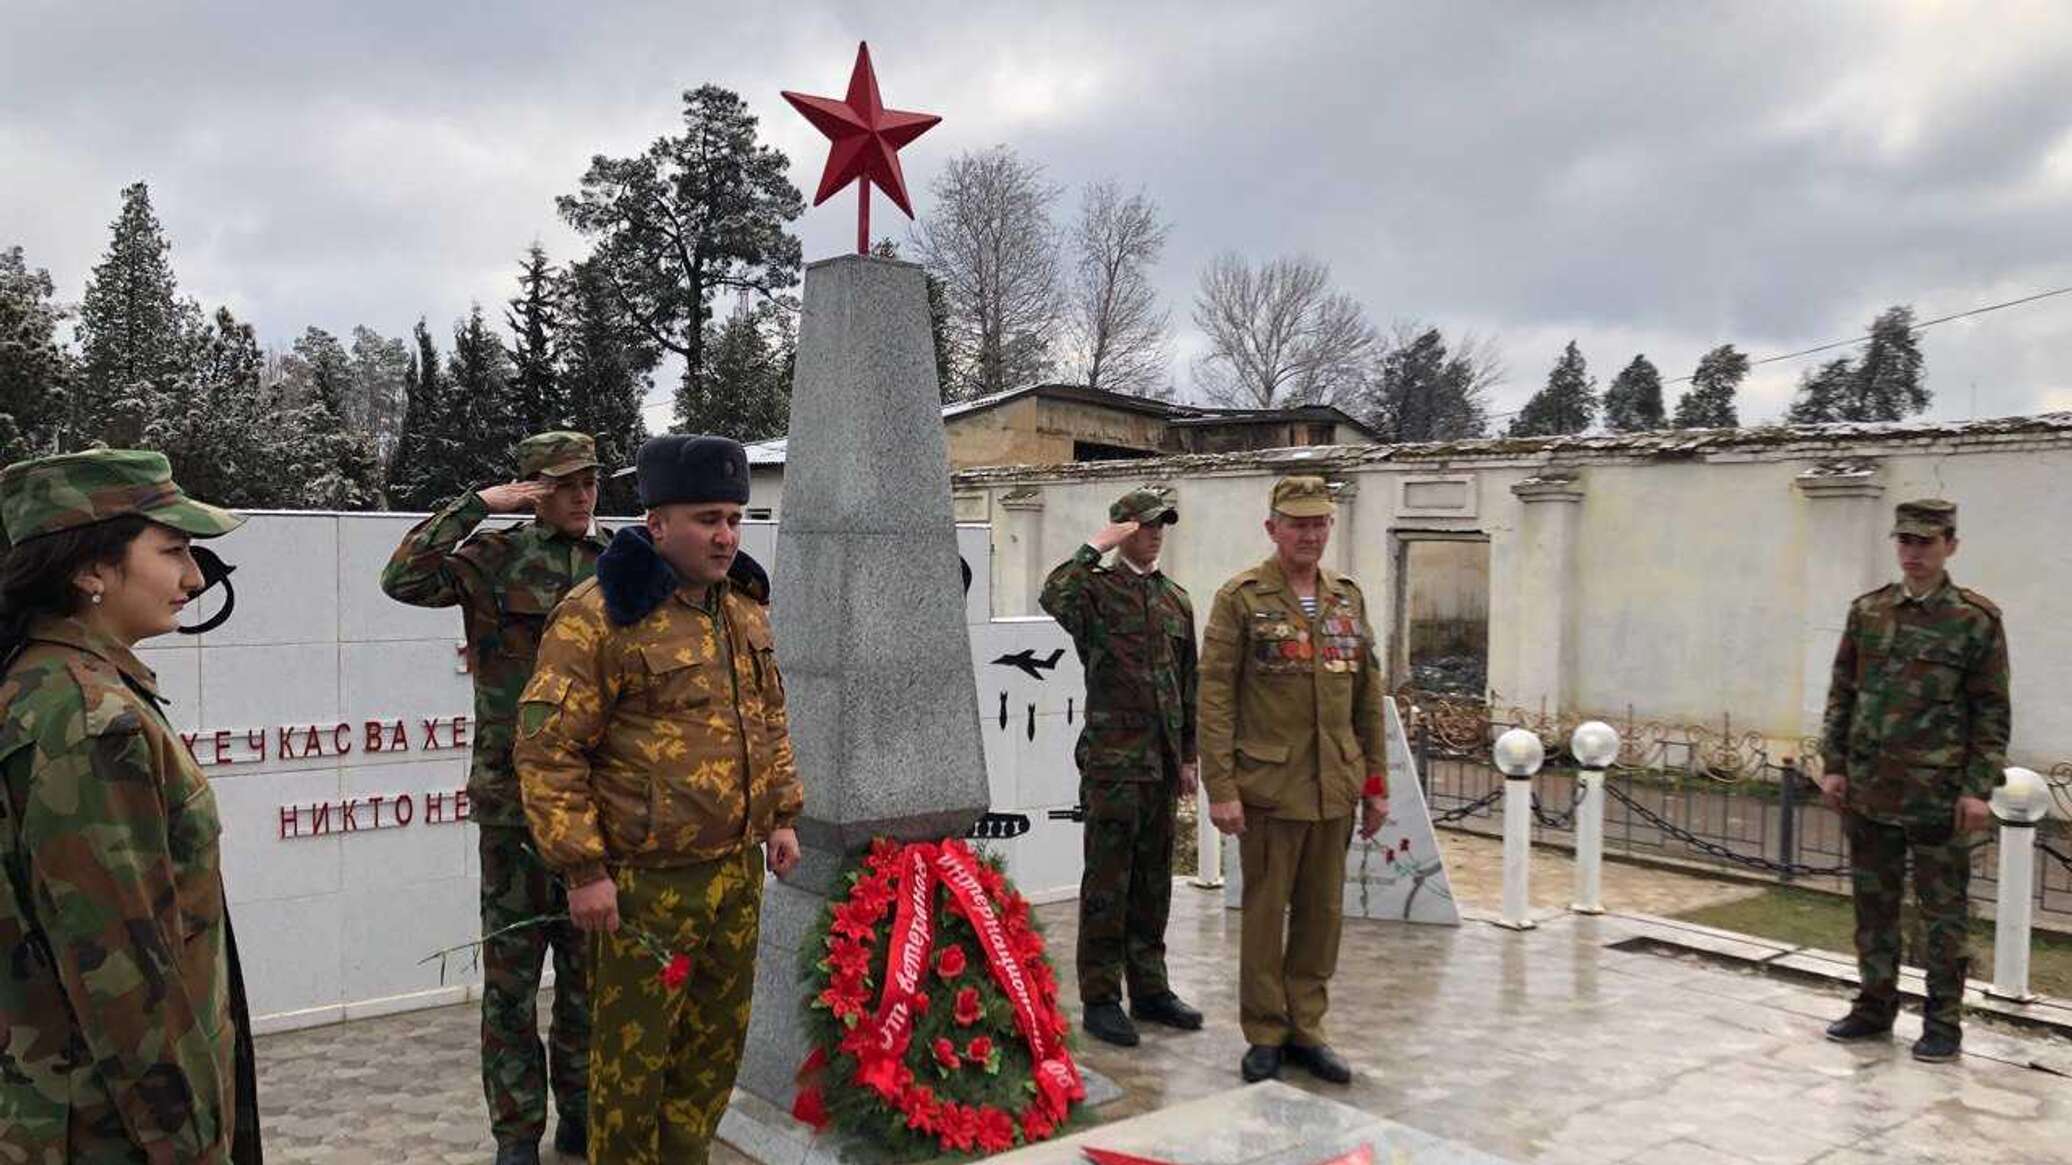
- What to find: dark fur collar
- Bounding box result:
[596,526,770,626]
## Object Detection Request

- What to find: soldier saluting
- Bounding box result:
[1039,486,1204,1048]
[1200,476,1388,1087]
[1818,498,2010,1063]
[381,432,608,1165]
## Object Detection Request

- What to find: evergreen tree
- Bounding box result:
[1601,354,1666,432]
[73,182,193,448]
[347,326,412,475]
[1507,340,1596,437]
[559,257,653,515]
[388,319,460,509]
[873,237,955,400]
[446,305,519,488]
[145,307,293,508]
[278,327,381,509]
[0,245,72,465]
[558,85,803,426]
[682,304,790,441]
[1673,344,1750,428]
[1785,356,1858,425]
[507,242,566,435]
[1359,326,1492,442]
[1851,306,1928,421]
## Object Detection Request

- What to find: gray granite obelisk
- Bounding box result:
[729,253,990,1123]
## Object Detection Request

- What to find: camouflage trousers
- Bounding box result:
[477,825,589,1147]
[1845,813,1972,1036]
[1077,772,1176,1005]
[590,849,764,1165]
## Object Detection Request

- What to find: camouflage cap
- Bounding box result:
[514,431,601,478]
[0,449,244,547]
[1893,498,1957,538]
[1269,475,1335,518]
[1110,486,1178,526]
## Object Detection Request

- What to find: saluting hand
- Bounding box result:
[478,480,555,513]
[568,877,620,934]
[1088,520,1140,552]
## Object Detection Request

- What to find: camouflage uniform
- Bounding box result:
[514,517,802,1165]
[1820,499,2011,1040]
[0,450,261,1163]
[1199,477,1387,1051]
[380,432,606,1150]
[1038,487,1197,1007]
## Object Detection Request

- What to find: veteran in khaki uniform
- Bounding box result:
[0,450,261,1164]
[381,431,608,1165]
[1200,476,1388,1087]
[514,435,803,1165]
[1818,499,2010,1064]
[1039,486,1203,1048]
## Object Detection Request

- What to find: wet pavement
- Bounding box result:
[253,878,2071,1163]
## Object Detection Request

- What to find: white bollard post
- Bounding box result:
[1492,728,1545,931]
[1988,767,2049,1002]
[1192,777,1224,888]
[1568,722,1621,916]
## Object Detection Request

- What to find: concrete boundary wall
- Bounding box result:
[952,414,2072,768]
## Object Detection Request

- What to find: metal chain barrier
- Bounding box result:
[1530,786,1586,830]
[1431,786,1506,825]
[1602,781,1853,878]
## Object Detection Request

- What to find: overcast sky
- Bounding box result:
[7,1,2072,432]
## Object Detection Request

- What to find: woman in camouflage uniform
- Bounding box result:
[0,449,261,1164]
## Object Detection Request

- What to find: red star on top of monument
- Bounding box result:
[783,41,941,252]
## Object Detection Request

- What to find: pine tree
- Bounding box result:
[1785,356,1858,425]
[1359,327,1492,442]
[1851,306,1928,421]
[873,237,955,400]
[347,326,412,475]
[1508,340,1596,437]
[277,328,380,509]
[446,305,519,488]
[682,304,790,441]
[1672,344,1750,428]
[73,182,193,449]
[1601,354,1666,432]
[144,307,292,508]
[388,320,458,509]
[559,257,653,515]
[0,245,72,465]
[507,243,565,436]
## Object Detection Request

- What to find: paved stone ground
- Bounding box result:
[252,850,2068,1163]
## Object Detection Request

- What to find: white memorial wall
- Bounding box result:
[151,512,1081,1033]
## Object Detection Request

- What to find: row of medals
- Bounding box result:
[1267,624,1359,672]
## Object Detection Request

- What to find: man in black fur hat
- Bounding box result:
[515,434,804,1164]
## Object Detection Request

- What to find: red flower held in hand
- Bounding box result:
[953,985,983,1026]
[659,953,692,991]
[932,1036,960,1071]
[935,943,967,980]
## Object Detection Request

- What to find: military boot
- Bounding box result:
[493,1143,541,1165]
[1912,1014,1962,1063]
[1083,1002,1140,1047]
[1823,1010,1893,1043]
[1131,992,1204,1031]
[1239,1044,1282,1083]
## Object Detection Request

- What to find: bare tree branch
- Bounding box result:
[1064,181,1171,397]
[909,146,1062,400]
[1190,253,1376,408]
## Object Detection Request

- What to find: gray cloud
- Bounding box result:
[5,1,2069,433]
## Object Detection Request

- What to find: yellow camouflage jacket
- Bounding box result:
[0,618,238,1163]
[514,529,803,886]
[1199,557,1387,821]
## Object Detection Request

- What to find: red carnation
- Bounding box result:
[938,1102,979,1151]
[899,1084,940,1133]
[932,1036,960,1071]
[936,944,968,980]
[975,1106,1016,1152]
[910,988,931,1015]
[1020,1104,1056,1142]
[965,1035,994,1064]
[828,937,872,979]
[658,953,692,991]
[953,985,983,1026]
